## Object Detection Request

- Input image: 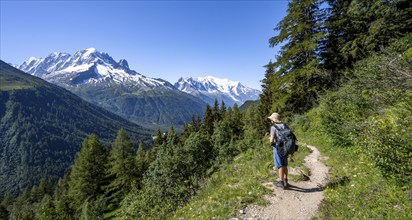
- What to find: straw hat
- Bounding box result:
[268,112,281,123]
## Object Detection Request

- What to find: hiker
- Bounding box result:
[268,112,288,189]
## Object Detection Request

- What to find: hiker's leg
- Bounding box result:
[272,146,277,170]
[284,166,288,179]
[278,167,285,181]
[274,147,282,170]
[282,156,288,179]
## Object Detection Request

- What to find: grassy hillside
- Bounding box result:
[289,36,412,218]
[0,60,153,195]
[171,142,311,219]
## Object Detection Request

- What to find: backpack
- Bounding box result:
[274,124,298,157]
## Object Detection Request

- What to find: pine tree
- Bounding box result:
[321,0,352,70]
[324,0,412,70]
[29,185,38,203]
[182,133,213,185]
[37,177,53,199]
[212,119,236,164]
[79,196,106,220]
[180,123,193,144]
[0,205,8,220]
[256,61,274,135]
[53,174,75,219]
[201,105,214,136]
[37,194,56,220]
[165,126,179,146]
[269,0,323,76]
[268,0,326,113]
[191,114,200,132]
[68,134,107,213]
[212,99,221,121]
[149,128,164,163]
[105,128,136,208]
[135,143,148,189]
[230,104,244,140]
[139,127,190,217]
[195,116,202,132]
[220,100,227,120]
[0,193,13,220]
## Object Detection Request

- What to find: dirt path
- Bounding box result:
[238,145,329,220]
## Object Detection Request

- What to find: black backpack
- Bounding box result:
[274,124,298,157]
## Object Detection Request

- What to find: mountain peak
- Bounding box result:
[118,59,129,69]
[72,47,106,62]
[85,47,97,52]
[80,47,97,55]
[16,48,172,88]
[174,76,260,106]
[27,57,38,63]
[197,76,240,88]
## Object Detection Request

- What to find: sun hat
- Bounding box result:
[268,112,281,123]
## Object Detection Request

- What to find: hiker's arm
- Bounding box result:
[269,126,276,145]
[269,133,275,145]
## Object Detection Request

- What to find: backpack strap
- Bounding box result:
[273,124,284,142]
[273,124,283,136]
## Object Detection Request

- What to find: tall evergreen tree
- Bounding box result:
[220,100,227,120]
[182,133,213,186]
[135,143,148,189]
[256,61,274,135]
[37,178,53,199]
[191,114,201,132]
[201,105,214,136]
[230,104,244,140]
[0,194,13,219]
[0,205,8,220]
[323,0,412,70]
[269,0,324,76]
[37,194,56,220]
[268,0,326,113]
[212,118,236,164]
[320,0,352,70]
[180,123,194,144]
[196,116,202,132]
[53,174,75,220]
[105,128,136,208]
[68,134,107,213]
[135,127,189,217]
[212,99,221,121]
[149,128,164,163]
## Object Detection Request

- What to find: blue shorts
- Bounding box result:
[273,146,288,168]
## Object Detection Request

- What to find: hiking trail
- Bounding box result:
[237,145,329,220]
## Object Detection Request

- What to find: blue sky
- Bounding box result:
[0,0,288,90]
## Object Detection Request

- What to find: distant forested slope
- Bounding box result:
[0,60,152,195]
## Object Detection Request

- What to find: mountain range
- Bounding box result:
[16,48,206,128]
[174,76,260,106]
[15,48,260,127]
[0,60,152,195]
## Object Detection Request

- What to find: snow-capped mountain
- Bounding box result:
[17,48,171,88]
[174,76,261,106]
[16,48,206,127]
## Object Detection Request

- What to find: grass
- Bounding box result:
[296,130,412,219]
[171,139,312,219]
[0,71,37,91]
[0,83,34,91]
[0,75,36,94]
[103,209,119,219]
